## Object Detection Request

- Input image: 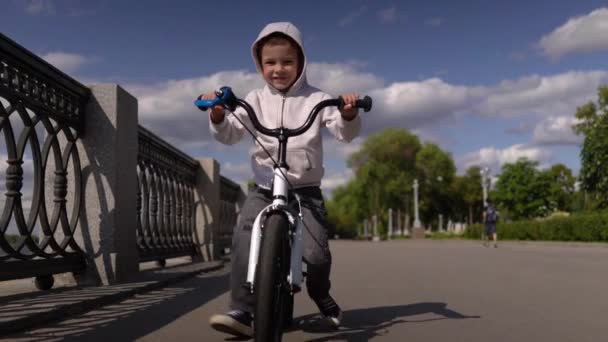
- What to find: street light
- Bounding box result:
[480,167,491,207]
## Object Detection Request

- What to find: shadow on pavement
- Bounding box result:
[3,270,230,341]
[296,302,480,341]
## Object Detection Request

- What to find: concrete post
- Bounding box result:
[388,208,393,240]
[412,179,425,239]
[413,179,421,228]
[58,84,139,286]
[397,209,402,236]
[194,158,221,261]
[372,214,380,242]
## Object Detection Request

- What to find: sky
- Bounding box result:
[3,0,608,196]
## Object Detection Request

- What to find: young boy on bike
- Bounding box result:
[203,22,361,337]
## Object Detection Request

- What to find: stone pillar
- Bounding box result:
[364,218,369,239]
[439,214,444,232]
[397,209,402,236]
[372,214,380,242]
[388,208,393,240]
[194,158,221,261]
[58,84,139,286]
[412,179,425,239]
[413,179,421,228]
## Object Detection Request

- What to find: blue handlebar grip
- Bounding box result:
[194,98,220,111]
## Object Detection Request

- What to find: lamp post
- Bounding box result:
[413,179,421,229]
[411,178,429,238]
[480,167,491,207]
[436,175,443,231]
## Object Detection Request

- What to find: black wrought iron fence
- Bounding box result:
[217,176,240,254]
[0,33,89,288]
[137,126,198,264]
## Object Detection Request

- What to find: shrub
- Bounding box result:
[463,211,608,242]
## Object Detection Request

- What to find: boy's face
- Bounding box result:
[260,39,300,92]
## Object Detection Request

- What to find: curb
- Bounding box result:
[0,260,224,336]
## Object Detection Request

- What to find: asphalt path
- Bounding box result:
[4,239,607,341]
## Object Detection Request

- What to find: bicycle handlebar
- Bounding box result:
[194,86,372,139]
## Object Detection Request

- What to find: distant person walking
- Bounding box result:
[483,199,499,248]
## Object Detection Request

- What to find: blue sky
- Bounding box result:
[3,0,608,194]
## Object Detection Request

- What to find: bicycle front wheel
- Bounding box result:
[254,213,292,342]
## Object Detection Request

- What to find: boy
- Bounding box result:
[203,22,361,337]
[483,199,499,248]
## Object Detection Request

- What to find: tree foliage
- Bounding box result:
[492,158,576,220]
[573,86,608,208]
[328,128,463,235]
[450,166,483,224]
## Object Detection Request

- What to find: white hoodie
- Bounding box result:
[210,22,361,189]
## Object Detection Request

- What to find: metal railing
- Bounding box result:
[217,176,240,253]
[0,32,243,289]
[136,126,198,263]
[0,33,89,287]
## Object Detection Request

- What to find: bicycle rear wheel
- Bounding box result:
[254,213,292,342]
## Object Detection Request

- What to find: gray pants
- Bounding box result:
[230,185,332,313]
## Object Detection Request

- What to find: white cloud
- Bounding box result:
[458,144,552,173]
[24,0,55,15]
[539,7,608,60]
[533,116,582,145]
[338,6,367,27]
[125,70,263,144]
[41,52,90,74]
[121,61,608,167]
[127,63,384,146]
[377,7,398,23]
[370,78,481,128]
[308,63,384,96]
[474,70,608,118]
[221,162,251,185]
[321,169,355,193]
[323,137,364,161]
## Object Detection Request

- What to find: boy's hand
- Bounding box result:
[200,92,225,124]
[340,93,360,121]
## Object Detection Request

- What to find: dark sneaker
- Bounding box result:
[209,310,253,337]
[315,295,343,328]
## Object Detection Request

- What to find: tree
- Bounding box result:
[347,129,422,227]
[326,181,363,237]
[573,86,608,208]
[415,143,457,226]
[328,128,460,234]
[544,163,575,211]
[450,166,483,224]
[493,158,553,220]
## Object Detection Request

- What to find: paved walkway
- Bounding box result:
[2,239,608,341]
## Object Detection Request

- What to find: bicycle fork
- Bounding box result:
[244,170,306,294]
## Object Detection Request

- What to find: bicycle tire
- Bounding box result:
[254,213,292,341]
